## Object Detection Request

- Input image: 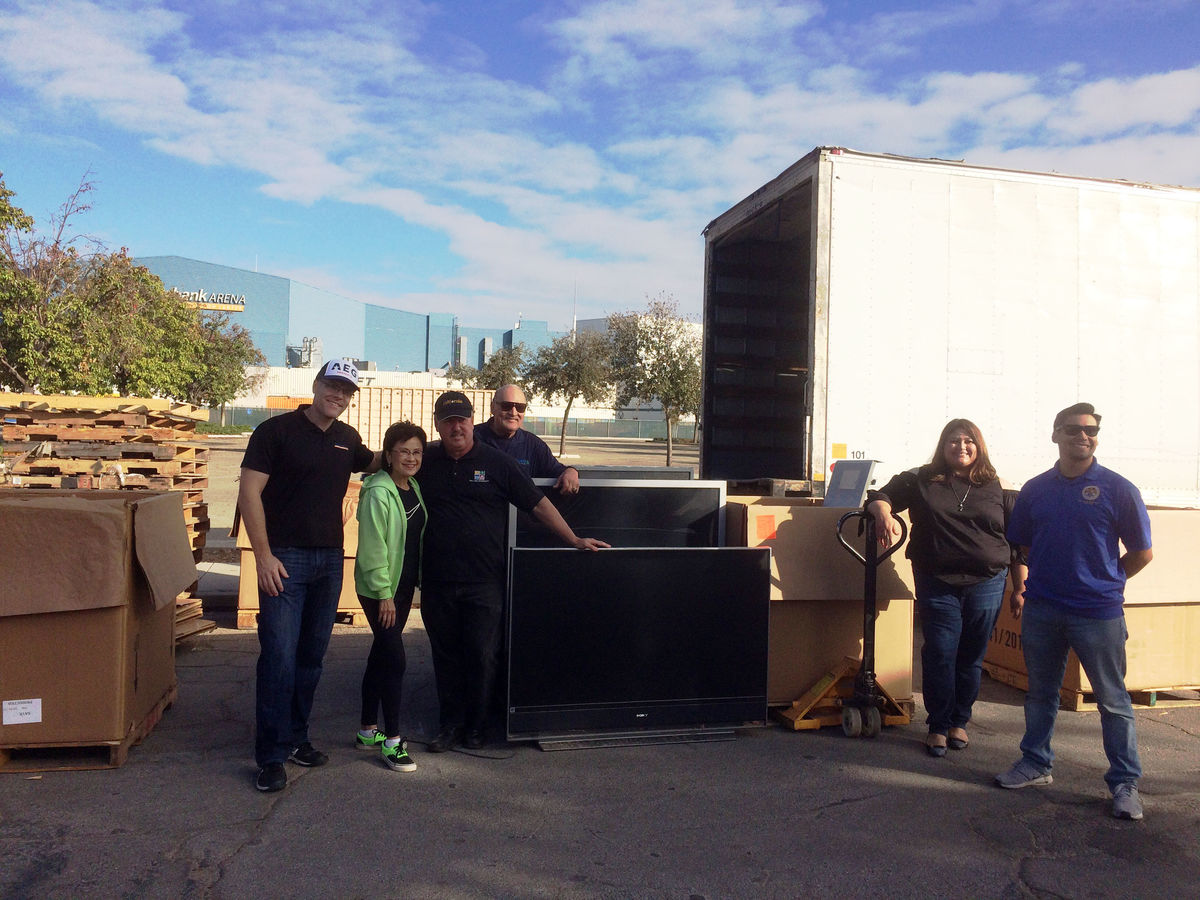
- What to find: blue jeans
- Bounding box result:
[1019,600,1141,791]
[255,547,343,767]
[915,569,1006,735]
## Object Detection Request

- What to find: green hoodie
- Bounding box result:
[353,469,426,600]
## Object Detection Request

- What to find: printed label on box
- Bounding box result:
[2,698,42,725]
[755,514,778,541]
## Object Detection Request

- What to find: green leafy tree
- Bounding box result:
[524,329,613,456]
[446,344,528,390]
[607,293,701,466]
[0,174,265,405]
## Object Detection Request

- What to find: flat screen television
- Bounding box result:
[510,478,726,548]
[506,547,771,740]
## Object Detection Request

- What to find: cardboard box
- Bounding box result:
[985,509,1200,696]
[0,491,197,751]
[730,498,916,704]
[731,499,915,601]
[769,597,914,705]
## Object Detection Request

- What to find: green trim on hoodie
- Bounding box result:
[353,469,426,600]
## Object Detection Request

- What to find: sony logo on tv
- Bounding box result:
[171,288,247,310]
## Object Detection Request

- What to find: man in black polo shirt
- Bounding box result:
[238,358,379,792]
[419,390,608,751]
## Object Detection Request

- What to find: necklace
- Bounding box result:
[949,478,971,512]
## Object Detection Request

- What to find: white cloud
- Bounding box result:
[1057,68,1200,138]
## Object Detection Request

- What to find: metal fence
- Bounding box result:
[208,408,700,442]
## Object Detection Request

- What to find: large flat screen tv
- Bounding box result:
[510,478,726,548]
[506,547,770,741]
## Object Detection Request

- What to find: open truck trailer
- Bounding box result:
[701,147,1200,507]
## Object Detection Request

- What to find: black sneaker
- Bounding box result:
[288,742,329,767]
[255,762,287,792]
[464,729,486,750]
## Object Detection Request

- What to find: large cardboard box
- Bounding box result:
[730,498,916,704]
[0,491,197,752]
[985,509,1200,698]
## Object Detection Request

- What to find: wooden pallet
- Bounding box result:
[0,392,207,421]
[773,657,914,731]
[1,441,205,461]
[0,683,177,773]
[983,661,1200,711]
[2,424,192,443]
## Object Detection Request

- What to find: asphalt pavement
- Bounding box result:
[2,436,1198,898]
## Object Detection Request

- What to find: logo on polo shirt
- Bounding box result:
[1082,485,1100,501]
[472,470,489,483]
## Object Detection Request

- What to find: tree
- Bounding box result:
[524,329,614,456]
[445,344,528,390]
[607,293,702,467]
[0,174,266,405]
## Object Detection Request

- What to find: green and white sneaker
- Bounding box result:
[355,728,386,751]
[381,739,417,772]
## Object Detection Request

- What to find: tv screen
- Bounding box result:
[507,547,771,740]
[510,478,726,548]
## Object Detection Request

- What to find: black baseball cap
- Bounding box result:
[434,391,473,420]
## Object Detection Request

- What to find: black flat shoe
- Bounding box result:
[428,726,462,753]
[947,727,969,750]
[926,733,948,757]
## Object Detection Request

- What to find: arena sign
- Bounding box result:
[172,288,247,311]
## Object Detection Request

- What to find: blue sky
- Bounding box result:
[2,0,1198,331]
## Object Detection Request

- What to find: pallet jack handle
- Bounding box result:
[833,510,909,737]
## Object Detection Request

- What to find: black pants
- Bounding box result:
[420,580,503,732]
[357,586,415,738]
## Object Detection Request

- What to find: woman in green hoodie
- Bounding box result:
[353,421,427,772]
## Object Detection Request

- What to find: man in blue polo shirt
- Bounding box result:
[995,403,1153,821]
[474,384,580,494]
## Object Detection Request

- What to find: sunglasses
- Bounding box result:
[1058,424,1099,437]
[496,401,527,413]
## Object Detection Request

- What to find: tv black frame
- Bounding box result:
[508,477,727,549]
[505,546,771,742]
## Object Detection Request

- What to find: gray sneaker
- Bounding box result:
[994,759,1053,789]
[1111,783,1144,820]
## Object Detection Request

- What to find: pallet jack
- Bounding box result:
[773,508,912,735]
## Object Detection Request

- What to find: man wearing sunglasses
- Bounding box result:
[995,403,1153,822]
[474,384,580,494]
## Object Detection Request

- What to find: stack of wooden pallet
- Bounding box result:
[0,393,214,640]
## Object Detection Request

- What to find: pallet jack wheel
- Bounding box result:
[862,706,882,738]
[841,706,863,738]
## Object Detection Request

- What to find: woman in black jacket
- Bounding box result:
[866,419,1027,757]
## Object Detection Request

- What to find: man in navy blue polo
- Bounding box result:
[995,402,1153,821]
[474,384,580,494]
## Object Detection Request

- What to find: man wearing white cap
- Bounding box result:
[238,358,381,793]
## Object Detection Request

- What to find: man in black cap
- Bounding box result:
[239,358,381,792]
[418,390,608,751]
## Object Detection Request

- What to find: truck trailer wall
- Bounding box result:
[820,151,1200,506]
[704,148,1200,507]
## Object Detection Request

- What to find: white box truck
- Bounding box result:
[701,146,1200,507]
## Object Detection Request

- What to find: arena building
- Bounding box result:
[136,256,564,372]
